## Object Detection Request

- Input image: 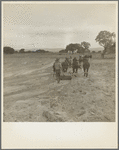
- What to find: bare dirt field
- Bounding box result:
[3,53,116,122]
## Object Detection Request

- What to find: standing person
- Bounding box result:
[53,58,62,83]
[62,58,69,72]
[72,57,78,73]
[82,56,90,77]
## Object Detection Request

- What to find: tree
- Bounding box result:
[66,43,85,53]
[26,50,32,53]
[92,51,95,53]
[59,49,66,53]
[35,49,47,53]
[81,41,91,50]
[95,31,115,58]
[98,51,101,53]
[19,48,25,53]
[66,43,76,52]
[4,46,14,54]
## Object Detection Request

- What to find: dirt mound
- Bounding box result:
[43,110,67,122]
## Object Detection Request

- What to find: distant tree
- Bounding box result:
[25,50,32,53]
[66,43,76,52]
[107,42,116,54]
[59,49,66,53]
[19,48,25,53]
[92,51,96,53]
[66,43,84,53]
[81,41,91,50]
[35,49,48,53]
[95,31,116,58]
[98,51,101,53]
[4,46,14,54]
[27,51,32,53]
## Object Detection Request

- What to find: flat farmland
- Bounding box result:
[3,53,116,122]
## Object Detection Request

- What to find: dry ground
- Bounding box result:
[3,53,116,122]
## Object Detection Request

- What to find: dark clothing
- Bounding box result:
[72,58,78,73]
[53,64,55,72]
[72,59,78,68]
[54,61,61,70]
[79,59,82,63]
[55,69,60,76]
[55,69,60,83]
[73,57,77,62]
[73,67,78,73]
[62,61,68,72]
[79,57,82,63]
[83,60,90,77]
[83,57,89,62]
[53,61,61,83]
[90,55,92,58]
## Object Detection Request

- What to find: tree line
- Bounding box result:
[3,47,50,54]
[95,31,116,58]
[4,30,116,57]
[60,30,116,57]
[59,41,91,53]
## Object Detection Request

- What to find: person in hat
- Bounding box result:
[72,57,78,73]
[53,58,62,83]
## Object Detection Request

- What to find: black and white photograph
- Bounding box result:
[2,1,118,148]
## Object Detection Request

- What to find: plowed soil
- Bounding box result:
[3,53,116,122]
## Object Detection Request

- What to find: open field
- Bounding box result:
[3,53,116,122]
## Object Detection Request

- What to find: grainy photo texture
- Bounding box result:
[3,2,117,122]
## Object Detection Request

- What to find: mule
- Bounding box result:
[72,57,79,73]
[61,60,69,72]
[83,58,90,77]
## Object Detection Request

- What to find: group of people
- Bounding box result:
[53,55,91,83]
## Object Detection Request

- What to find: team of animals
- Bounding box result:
[53,55,92,83]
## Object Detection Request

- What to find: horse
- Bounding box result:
[72,57,79,73]
[82,57,90,77]
[61,59,69,72]
[89,55,92,58]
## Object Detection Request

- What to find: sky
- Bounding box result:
[3,2,117,51]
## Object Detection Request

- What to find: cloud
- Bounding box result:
[3,2,117,50]
[3,23,116,50]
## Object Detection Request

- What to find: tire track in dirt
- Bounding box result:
[4,58,115,122]
[40,60,115,122]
